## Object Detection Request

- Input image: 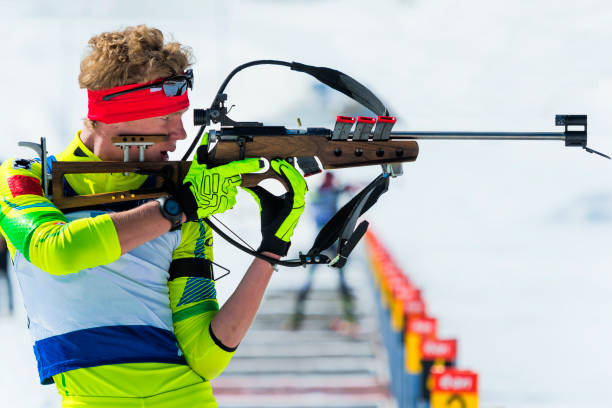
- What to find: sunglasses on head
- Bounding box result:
[102,69,194,101]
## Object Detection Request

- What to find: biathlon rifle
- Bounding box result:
[20,60,608,269]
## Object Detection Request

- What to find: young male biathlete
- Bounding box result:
[0,25,307,407]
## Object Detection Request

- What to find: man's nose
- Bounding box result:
[169,117,187,141]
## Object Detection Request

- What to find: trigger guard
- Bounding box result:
[254,167,289,196]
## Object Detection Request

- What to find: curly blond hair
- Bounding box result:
[80,25,193,90]
[80,25,193,127]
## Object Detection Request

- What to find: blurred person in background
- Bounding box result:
[0,25,307,407]
[290,172,357,332]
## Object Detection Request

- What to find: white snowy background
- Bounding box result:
[0,1,611,407]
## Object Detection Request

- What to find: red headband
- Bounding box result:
[87,80,189,124]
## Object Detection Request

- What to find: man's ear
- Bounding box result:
[83,119,98,129]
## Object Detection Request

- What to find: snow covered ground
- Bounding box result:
[1,1,611,407]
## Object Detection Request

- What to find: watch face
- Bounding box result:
[165,198,182,216]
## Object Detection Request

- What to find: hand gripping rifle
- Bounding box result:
[21,60,608,269]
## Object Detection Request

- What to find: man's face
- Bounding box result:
[100,108,188,161]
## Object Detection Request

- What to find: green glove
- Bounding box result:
[244,159,307,256]
[176,133,263,221]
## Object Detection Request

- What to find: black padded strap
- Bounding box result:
[290,62,388,116]
[307,174,389,256]
[168,258,213,281]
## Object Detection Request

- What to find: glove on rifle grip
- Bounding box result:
[246,184,294,257]
[258,235,291,257]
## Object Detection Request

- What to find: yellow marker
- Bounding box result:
[405,317,437,374]
[430,368,478,408]
[391,296,404,332]
[406,332,422,373]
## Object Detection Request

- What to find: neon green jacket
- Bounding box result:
[0,133,234,406]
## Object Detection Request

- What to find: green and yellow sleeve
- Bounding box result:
[0,158,121,274]
[169,220,235,380]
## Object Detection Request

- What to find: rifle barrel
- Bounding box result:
[387,131,566,141]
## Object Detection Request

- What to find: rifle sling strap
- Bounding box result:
[306,174,389,259]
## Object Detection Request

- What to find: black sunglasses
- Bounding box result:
[102,69,194,101]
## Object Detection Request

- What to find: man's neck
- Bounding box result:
[79,126,113,160]
[79,126,96,153]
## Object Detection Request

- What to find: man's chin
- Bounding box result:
[147,151,169,161]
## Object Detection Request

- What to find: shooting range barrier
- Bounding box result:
[365,231,478,408]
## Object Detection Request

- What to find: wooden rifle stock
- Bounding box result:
[51,134,418,210]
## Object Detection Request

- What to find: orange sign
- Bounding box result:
[404,298,425,316]
[407,316,436,336]
[431,369,478,393]
[421,338,457,361]
[430,368,478,408]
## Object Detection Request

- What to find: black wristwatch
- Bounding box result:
[156,196,183,230]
